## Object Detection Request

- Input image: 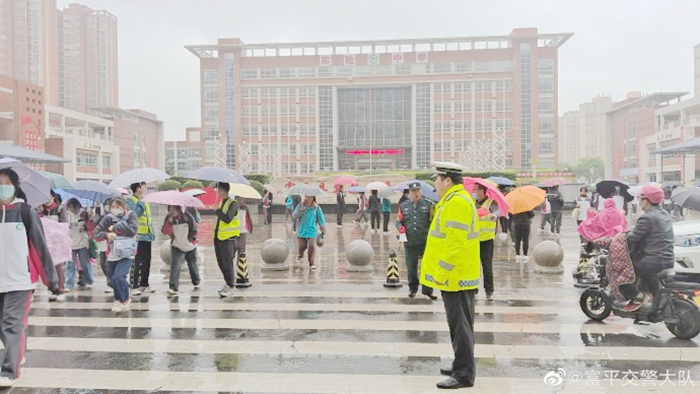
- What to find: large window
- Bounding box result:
[203,69,218,84]
[538,59,554,76]
[77,152,98,167]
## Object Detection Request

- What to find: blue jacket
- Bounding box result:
[381,198,391,212]
[293,204,325,239]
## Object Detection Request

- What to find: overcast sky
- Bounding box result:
[57,0,700,140]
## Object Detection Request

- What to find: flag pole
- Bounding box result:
[369,87,372,176]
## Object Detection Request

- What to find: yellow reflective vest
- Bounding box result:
[129,195,153,236]
[477,199,497,241]
[420,184,481,292]
[216,198,240,241]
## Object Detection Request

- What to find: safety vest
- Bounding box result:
[216,198,240,241]
[477,199,497,241]
[420,184,480,292]
[129,195,152,235]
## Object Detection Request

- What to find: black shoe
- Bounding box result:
[440,368,452,376]
[423,292,438,301]
[408,291,416,298]
[436,377,473,389]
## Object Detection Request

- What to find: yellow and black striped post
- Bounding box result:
[384,250,403,288]
[235,256,252,288]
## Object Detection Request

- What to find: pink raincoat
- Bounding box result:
[577,199,627,242]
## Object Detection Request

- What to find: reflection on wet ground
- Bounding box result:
[14,210,700,393]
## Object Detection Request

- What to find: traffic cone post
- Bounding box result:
[235,255,252,288]
[384,250,403,288]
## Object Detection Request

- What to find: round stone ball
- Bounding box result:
[532,240,565,267]
[260,238,290,265]
[160,239,172,265]
[346,240,374,266]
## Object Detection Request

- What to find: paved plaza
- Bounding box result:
[10,210,700,393]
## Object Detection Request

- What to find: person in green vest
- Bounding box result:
[473,183,500,302]
[214,183,239,297]
[127,182,155,296]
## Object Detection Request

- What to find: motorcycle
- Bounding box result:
[579,257,700,339]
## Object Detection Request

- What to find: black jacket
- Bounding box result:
[627,205,675,271]
[368,194,380,213]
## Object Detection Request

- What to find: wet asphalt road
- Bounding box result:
[7,208,700,393]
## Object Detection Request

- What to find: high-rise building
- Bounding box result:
[606,91,686,182]
[58,3,118,113]
[694,44,700,97]
[187,28,571,175]
[0,74,45,150]
[0,0,59,106]
[558,95,612,166]
[165,127,227,176]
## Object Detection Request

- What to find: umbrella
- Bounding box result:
[347,186,366,194]
[505,185,546,214]
[287,184,324,196]
[184,189,206,197]
[596,180,633,201]
[628,182,661,197]
[487,176,516,186]
[366,181,388,191]
[142,190,205,208]
[229,183,262,199]
[333,176,359,187]
[662,180,682,189]
[39,171,72,189]
[463,178,510,215]
[108,168,170,188]
[186,166,249,185]
[0,158,52,206]
[65,180,121,204]
[116,187,130,195]
[53,189,93,207]
[390,180,438,201]
[262,184,277,194]
[542,177,571,187]
[671,187,700,210]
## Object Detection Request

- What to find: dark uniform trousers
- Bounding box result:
[214,237,238,287]
[441,289,476,385]
[405,243,433,296]
[480,239,494,294]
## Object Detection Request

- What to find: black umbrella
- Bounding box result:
[595,180,633,202]
[662,180,681,189]
[671,187,700,210]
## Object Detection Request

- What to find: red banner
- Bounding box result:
[344,148,406,156]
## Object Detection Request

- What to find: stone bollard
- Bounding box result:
[346,240,374,272]
[260,238,290,271]
[532,240,565,274]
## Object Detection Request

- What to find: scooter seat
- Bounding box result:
[664,281,700,290]
[657,268,675,280]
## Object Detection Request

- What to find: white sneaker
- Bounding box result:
[122,298,132,310]
[141,286,155,293]
[56,294,66,302]
[64,288,72,293]
[516,255,522,262]
[167,288,178,295]
[49,294,57,301]
[105,288,113,293]
[0,376,15,387]
[523,256,530,264]
[131,288,142,296]
[218,285,235,298]
[111,301,122,312]
[193,285,201,290]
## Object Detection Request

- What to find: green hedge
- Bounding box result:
[157,180,183,191]
[248,180,266,197]
[182,180,204,189]
[415,171,517,181]
[244,174,270,185]
[169,176,188,185]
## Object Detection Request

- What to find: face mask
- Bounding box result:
[0,185,15,200]
[472,193,479,200]
[111,208,124,216]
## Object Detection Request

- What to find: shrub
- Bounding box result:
[247,180,266,197]
[244,174,270,185]
[157,180,183,191]
[182,180,204,189]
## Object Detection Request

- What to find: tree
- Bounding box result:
[157,180,183,191]
[572,156,605,184]
[182,180,204,189]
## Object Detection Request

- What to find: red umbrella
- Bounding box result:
[142,190,205,208]
[463,177,510,216]
[542,178,572,187]
[333,176,359,187]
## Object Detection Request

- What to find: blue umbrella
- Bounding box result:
[65,180,121,203]
[392,180,439,202]
[487,176,516,186]
[347,186,366,193]
[187,166,250,185]
[53,189,93,207]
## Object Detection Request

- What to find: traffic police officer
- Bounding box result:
[397,181,436,300]
[214,182,239,298]
[473,182,500,301]
[421,162,479,390]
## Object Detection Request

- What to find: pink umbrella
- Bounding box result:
[542,178,572,187]
[333,176,359,187]
[463,177,510,215]
[142,190,204,208]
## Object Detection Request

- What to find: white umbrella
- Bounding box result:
[0,158,52,206]
[108,168,170,188]
[366,181,389,191]
[184,189,206,197]
[230,183,263,199]
[287,184,324,196]
[263,184,277,194]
